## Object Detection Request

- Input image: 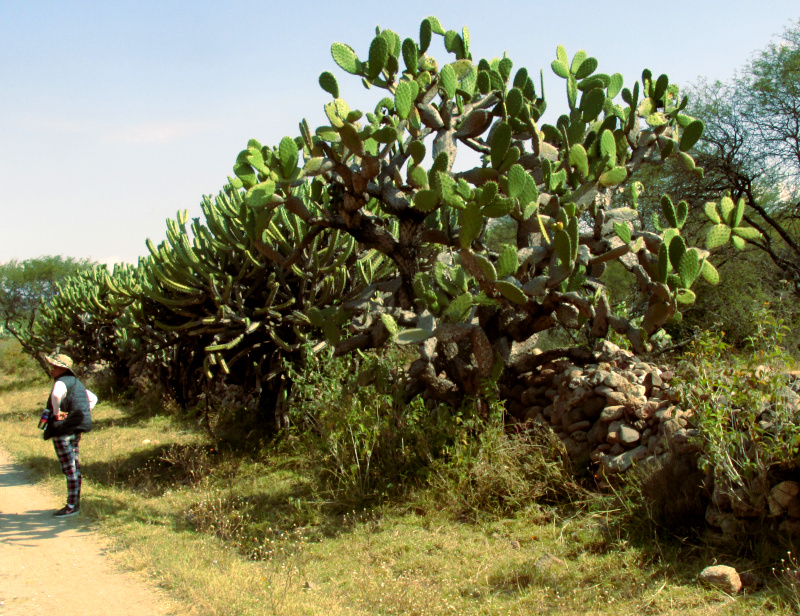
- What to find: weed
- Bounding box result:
[676,306,800,528]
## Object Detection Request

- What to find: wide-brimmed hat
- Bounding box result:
[45,353,74,370]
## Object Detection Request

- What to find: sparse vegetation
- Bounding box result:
[2,334,800,615]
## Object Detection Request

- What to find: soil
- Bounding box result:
[0,447,179,615]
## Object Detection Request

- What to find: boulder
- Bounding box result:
[699,565,742,595]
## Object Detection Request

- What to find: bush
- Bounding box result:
[284,345,458,506]
[428,412,584,521]
[676,307,800,529]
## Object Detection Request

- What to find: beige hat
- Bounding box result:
[45,353,74,370]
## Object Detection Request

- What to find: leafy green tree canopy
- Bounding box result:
[0,255,93,366]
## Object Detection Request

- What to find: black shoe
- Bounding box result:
[53,505,79,517]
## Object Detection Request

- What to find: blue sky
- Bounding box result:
[1,1,798,265]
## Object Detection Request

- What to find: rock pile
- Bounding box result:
[504,341,693,475]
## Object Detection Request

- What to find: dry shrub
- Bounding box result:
[431,421,584,520]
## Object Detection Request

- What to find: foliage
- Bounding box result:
[25,263,138,380]
[429,415,582,521]
[24,17,766,425]
[229,17,747,408]
[0,255,93,368]
[640,20,800,296]
[676,307,800,522]
[284,344,453,505]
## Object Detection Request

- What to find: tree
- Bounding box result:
[0,255,93,370]
[660,20,800,295]
[227,17,737,407]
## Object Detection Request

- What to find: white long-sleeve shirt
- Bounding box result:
[50,381,98,416]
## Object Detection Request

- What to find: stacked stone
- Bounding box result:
[506,341,695,474]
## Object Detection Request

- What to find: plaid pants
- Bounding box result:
[52,433,82,508]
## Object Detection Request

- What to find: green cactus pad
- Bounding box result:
[402,38,418,74]
[705,224,731,249]
[574,57,598,80]
[731,235,746,250]
[490,122,512,169]
[668,235,686,270]
[413,190,440,212]
[370,126,398,143]
[338,123,364,156]
[246,180,276,208]
[653,74,669,101]
[732,197,745,227]
[568,217,579,262]
[677,151,697,172]
[661,195,678,228]
[598,166,626,187]
[719,196,735,224]
[569,144,589,177]
[367,36,389,80]
[704,201,721,224]
[496,245,518,278]
[495,280,527,305]
[318,71,339,98]
[567,74,578,109]
[407,140,426,164]
[551,59,569,79]
[675,288,696,305]
[580,88,605,122]
[613,221,631,244]
[554,229,572,266]
[570,50,587,75]
[233,162,257,189]
[331,42,361,75]
[407,165,428,188]
[498,57,513,83]
[395,80,419,119]
[482,195,514,218]
[380,313,399,335]
[506,163,527,198]
[600,129,617,167]
[679,120,704,152]
[678,248,700,288]
[395,328,434,344]
[676,200,688,229]
[732,226,762,241]
[419,20,433,53]
[460,202,483,249]
[439,64,457,100]
[278,136,299,178]
[506,87,524,118]
[607,73,624,98]
[473,253,497,281]
[700,259,720,285]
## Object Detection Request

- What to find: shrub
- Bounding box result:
[676,307,800,528]
[284,345,457,506]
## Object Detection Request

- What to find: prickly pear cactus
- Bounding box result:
[229,18,760,406]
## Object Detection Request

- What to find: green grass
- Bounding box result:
[0,365,798,614]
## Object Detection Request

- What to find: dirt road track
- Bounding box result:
[0,448,179,615]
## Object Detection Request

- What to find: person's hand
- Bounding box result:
[55,412,67,421]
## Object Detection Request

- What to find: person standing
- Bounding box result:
[42,353,96,517]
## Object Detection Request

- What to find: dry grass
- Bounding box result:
[0,373,796,615]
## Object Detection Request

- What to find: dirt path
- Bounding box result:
[0,448,179,615]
